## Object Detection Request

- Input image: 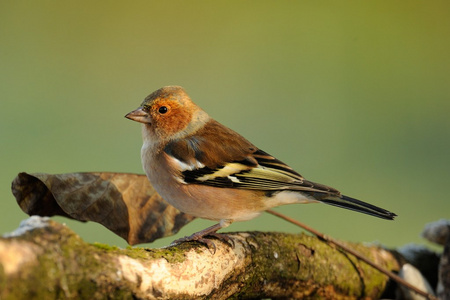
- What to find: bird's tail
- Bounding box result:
[320,195,397,220]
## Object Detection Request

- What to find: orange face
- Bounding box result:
[143,98,193,138]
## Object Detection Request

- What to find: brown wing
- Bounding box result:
[164,119,340,196]
[164,119,258,169]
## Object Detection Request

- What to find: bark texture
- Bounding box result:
[1,217,401,299]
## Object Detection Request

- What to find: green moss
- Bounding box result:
[230,231,393,299]
[92,242,120,251]
[92,243,189,263]
[142,246,187,264]
[343,243,396,297]
[121,246,152,260]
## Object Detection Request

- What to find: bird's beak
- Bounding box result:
[125,107,152,124]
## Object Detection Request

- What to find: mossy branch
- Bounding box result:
[1,217,401,299]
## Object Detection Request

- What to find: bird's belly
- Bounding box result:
[182,185,265,221]
[151,177,266,221]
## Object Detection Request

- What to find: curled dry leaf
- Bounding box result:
[11,172,195,245]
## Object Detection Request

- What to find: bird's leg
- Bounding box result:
[170,219,234,253]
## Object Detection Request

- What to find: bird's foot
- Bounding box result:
[170,221,234,254]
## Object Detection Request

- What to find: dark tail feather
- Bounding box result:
[320,195,397,220]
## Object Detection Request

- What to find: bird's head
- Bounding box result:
[125,86,209,141]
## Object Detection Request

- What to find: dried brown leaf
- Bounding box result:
[11,172,195,245]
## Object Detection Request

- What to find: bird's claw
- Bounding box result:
[206,232,235,248]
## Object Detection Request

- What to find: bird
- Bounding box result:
[125,86,396,249]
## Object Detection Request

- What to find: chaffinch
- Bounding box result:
[125,86,396,248]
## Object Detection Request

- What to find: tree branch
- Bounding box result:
[1,217,402,299]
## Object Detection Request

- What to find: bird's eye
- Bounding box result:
[158,106,168,114]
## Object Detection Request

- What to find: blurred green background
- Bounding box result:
[1,1,449,250]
